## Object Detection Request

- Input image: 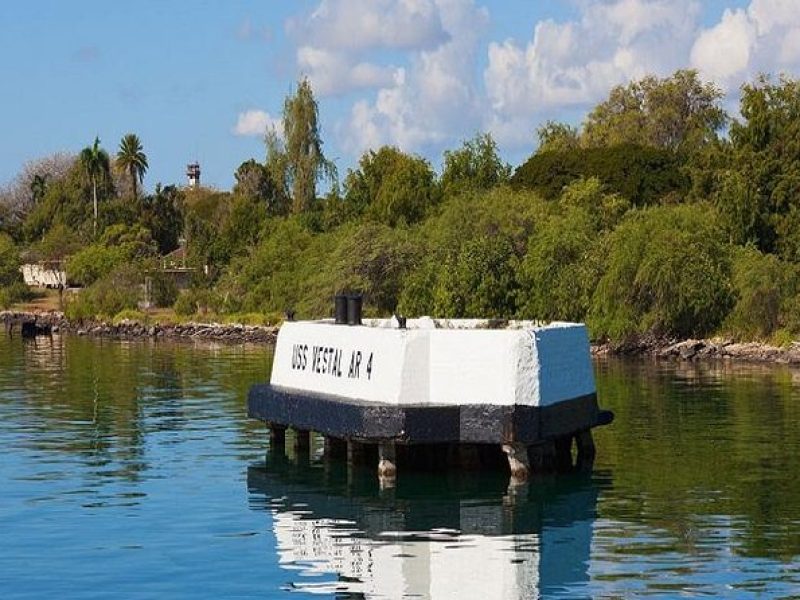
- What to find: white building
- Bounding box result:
[20,262,66,288]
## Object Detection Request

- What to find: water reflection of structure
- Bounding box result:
[248,454,607,599]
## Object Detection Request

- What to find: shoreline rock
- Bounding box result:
[591,335,800,365]
[0,311,278,345]
[3,310,800,364]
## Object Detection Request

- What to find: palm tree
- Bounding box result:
[79,136,110,237]
[116,133,148,198]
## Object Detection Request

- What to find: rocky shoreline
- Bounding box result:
[592,335,800,365]
[0,311,278,345]
[4,310,800,365]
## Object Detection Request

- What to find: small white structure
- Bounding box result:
[249,313,613,482]
[20,262,66,288]
[186,162,200,188]
[271,319,595,409]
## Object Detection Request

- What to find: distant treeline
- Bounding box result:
[2,70,800,344]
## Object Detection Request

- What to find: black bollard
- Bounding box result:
[347,294,362,326]
[334,294,348,325]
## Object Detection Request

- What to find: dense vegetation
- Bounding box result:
[3,71,800,344]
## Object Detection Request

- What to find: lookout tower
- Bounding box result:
[186,162,201,188]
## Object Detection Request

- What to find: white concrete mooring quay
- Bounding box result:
[248,297,614,486]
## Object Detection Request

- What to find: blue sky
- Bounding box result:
[2,0,792,192]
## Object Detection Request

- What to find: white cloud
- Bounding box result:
[289,0,453,99]
[339,0,490,155]
[297,46,399,95]
[232,110,282,137]
[272,0,800,162]
[748,0,800,36]
[483,0,701,145]
[690,9,756,86]
[289,0,449,52]
[691,0,800,89]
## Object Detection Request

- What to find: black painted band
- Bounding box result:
[248,384,611,444]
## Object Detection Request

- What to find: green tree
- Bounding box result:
[343,146,438,227]
[368,152,437,227]
[67,224,157,287]
[517,208,604,322]
[141,184,184,255]
[582,69,727,152]
[536,121,580,154]
[22,161,96,241]
[79,137,111,237]
[267,79,336,214]
[559,177,630,230]
[0,233,19,287]
[712,75,800,260]
[512,144,687,205]
[723,246,793,340]
[432,236,519,318]
[116,133,148,198]
[233,159,285,215]
[342,146,437,226]
[27,223,82,262]
[441,132,510,196]
[29,174,48,205]
[590,203,732,339]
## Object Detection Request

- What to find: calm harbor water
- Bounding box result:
[1,334,799,598]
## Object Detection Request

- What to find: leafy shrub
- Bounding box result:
[0,233,20,286]
[590,203,732,339]
[517,208,603,322]
[559,178,631,231]
[173,292,196,317]
[67,224,157,287]
[723,247,794,340]
[68,244,128,287]
[149,271,178,308]
[172,288,223,317]
[0,281,34,309]
[431,236,519,318]
[64,264,143,320]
